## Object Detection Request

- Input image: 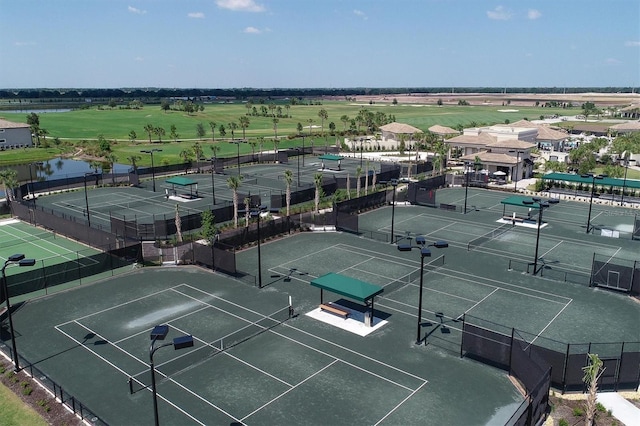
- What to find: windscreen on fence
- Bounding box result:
[590,253,637,293]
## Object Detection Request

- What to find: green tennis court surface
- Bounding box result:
[4,186,640,425]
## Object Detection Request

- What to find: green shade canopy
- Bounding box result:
[310,273,383,302]
[541,173,640,190]
[501,195,550,209]
[165,177,197,187]
[318,154,344,161]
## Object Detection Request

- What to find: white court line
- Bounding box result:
[462,288,500,316]
[240,360,338,422]
[525,300,573,347]
[0,225,91,264]
[540,240,564,260]
[374,380,429,426]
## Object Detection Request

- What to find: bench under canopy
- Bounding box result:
[310,273,383,324]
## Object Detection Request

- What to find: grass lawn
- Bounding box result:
[0,381,47,426]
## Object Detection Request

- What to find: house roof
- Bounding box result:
[485,139,536,149]
[445,133,497,145]
[536,126,568,141]
[459,151,519,165]
[428,125,459,135]
[379,122,421,134]
[0,118,31,129]
[608,121,640,131]
[620,104,640,112]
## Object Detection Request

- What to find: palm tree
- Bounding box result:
[582,353,604,426]
[0,169,18,204]
[239,116,250,140]
[346,173,351,199]
[227,175,242,228]
[127,155,141,177]
[175,204,183,243]
[192,142,203,172]
[284,169,293,217]
[249,140,258,161]
[356,166,362,197]
[154,126,165,143]
[340,115,350,132]
[273,138,280,156]
[228,121,238,140]
[272,118,279,139]
[143,124,154,143]
[244,196,251,227]
[179,148,193,174]
[364,161,370,195]
[105,153,118,186]
[318,109,328,137]
[256,136,265,163]
[313,173,323,214]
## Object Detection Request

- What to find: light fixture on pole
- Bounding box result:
[397,238,448,344]
[149,325,193,426]
[141,149,162,192]
[83,172,97,227]
[295,148,301,187]
[301,135,305,166]
[620,153,633,205]
[389,179,398,243]
[582,173,606,234]
[250,205,267,288]
[2,254,37,372]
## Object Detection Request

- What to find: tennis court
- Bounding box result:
[4,186,640,425]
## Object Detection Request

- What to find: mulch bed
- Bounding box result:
[547,392,640,426]
[0,358,83,426]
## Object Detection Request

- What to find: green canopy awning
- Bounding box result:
[541,173,640,190]
[501,195,550,209]
[165,177,197,186]
[310,273,383,302]
[318,154,344,161]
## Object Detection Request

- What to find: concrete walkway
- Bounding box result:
[597,392,640,426]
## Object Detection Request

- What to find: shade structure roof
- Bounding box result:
[541,172,640,190]
[318,154,344,161]
[310,273,384,303]
[500,195,554,209]
[165,176,197,187]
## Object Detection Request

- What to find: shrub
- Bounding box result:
[22,386,33,396]
[558,419,569,426]
[573,407,585,416]
[596,402,607,412]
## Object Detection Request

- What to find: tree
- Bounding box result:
[143,124,154,143]
[127,155,141,184]
[307,118,314,136]
[356,166,362,197]
[228,121,238,139]
[318,109,328,138]
[105,153,118,185]
[227,175,242,228]
[0,169,18,204]
[154,126,165,143]
[196,123,206,140]
[257,136,265,163]
[582,353,604,426]
[209,121,216,142]
[581,102,597,121]
[297,122,303,134]
[313,173,323,214]
[160,100,170,113]
[200,210,217,245]
[192,142,203,172]
[27,113,40,145]
[244,196,251,227]
[239,116,250,140]
[273,138,280,154]
[284,169,293,217]
[364,161,370,195]
[128,130,137,143]
[179,149,193,174]
[272,118,279,139]
[218,124,226,139]
[340,115,349,132]
[108,99,117,109]
[170,125,179,142]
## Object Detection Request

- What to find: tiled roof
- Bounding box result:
[379,122,422,134]
[0,118,30,129]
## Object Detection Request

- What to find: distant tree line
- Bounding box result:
[0,87,636,102]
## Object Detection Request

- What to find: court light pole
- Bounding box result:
[149,325,193,426]
[509,150,524,193]
[83,172,96,227]
[397,238,448,344]
[230,140,242,176]
[389,179,398,243]
[211,158,216,204]
[463,161,470,214]
[523,198,557,275]
[582,173,605,234]
[141,149,162,192]
[250,205,267,288]
[2,254,36,372]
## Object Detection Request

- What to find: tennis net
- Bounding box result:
[467,223,513,251]
[129,304,293,393]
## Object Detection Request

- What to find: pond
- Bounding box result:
[1,108,72,114]
[2,157,131,184]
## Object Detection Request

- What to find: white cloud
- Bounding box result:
[128,6,147,15]
[188,12,205,19]
[14,41,36,46]
[244,26,261,34]
[527,9,542,20]
[624,41,640,47]
[487,6,512,20]
[135,56,144,62]
[353,9,367,20]
[605,58,621,65]
[216,0,265,12]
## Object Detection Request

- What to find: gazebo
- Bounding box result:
[165,176,199,199]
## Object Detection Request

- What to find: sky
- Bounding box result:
[1,0,639,89]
